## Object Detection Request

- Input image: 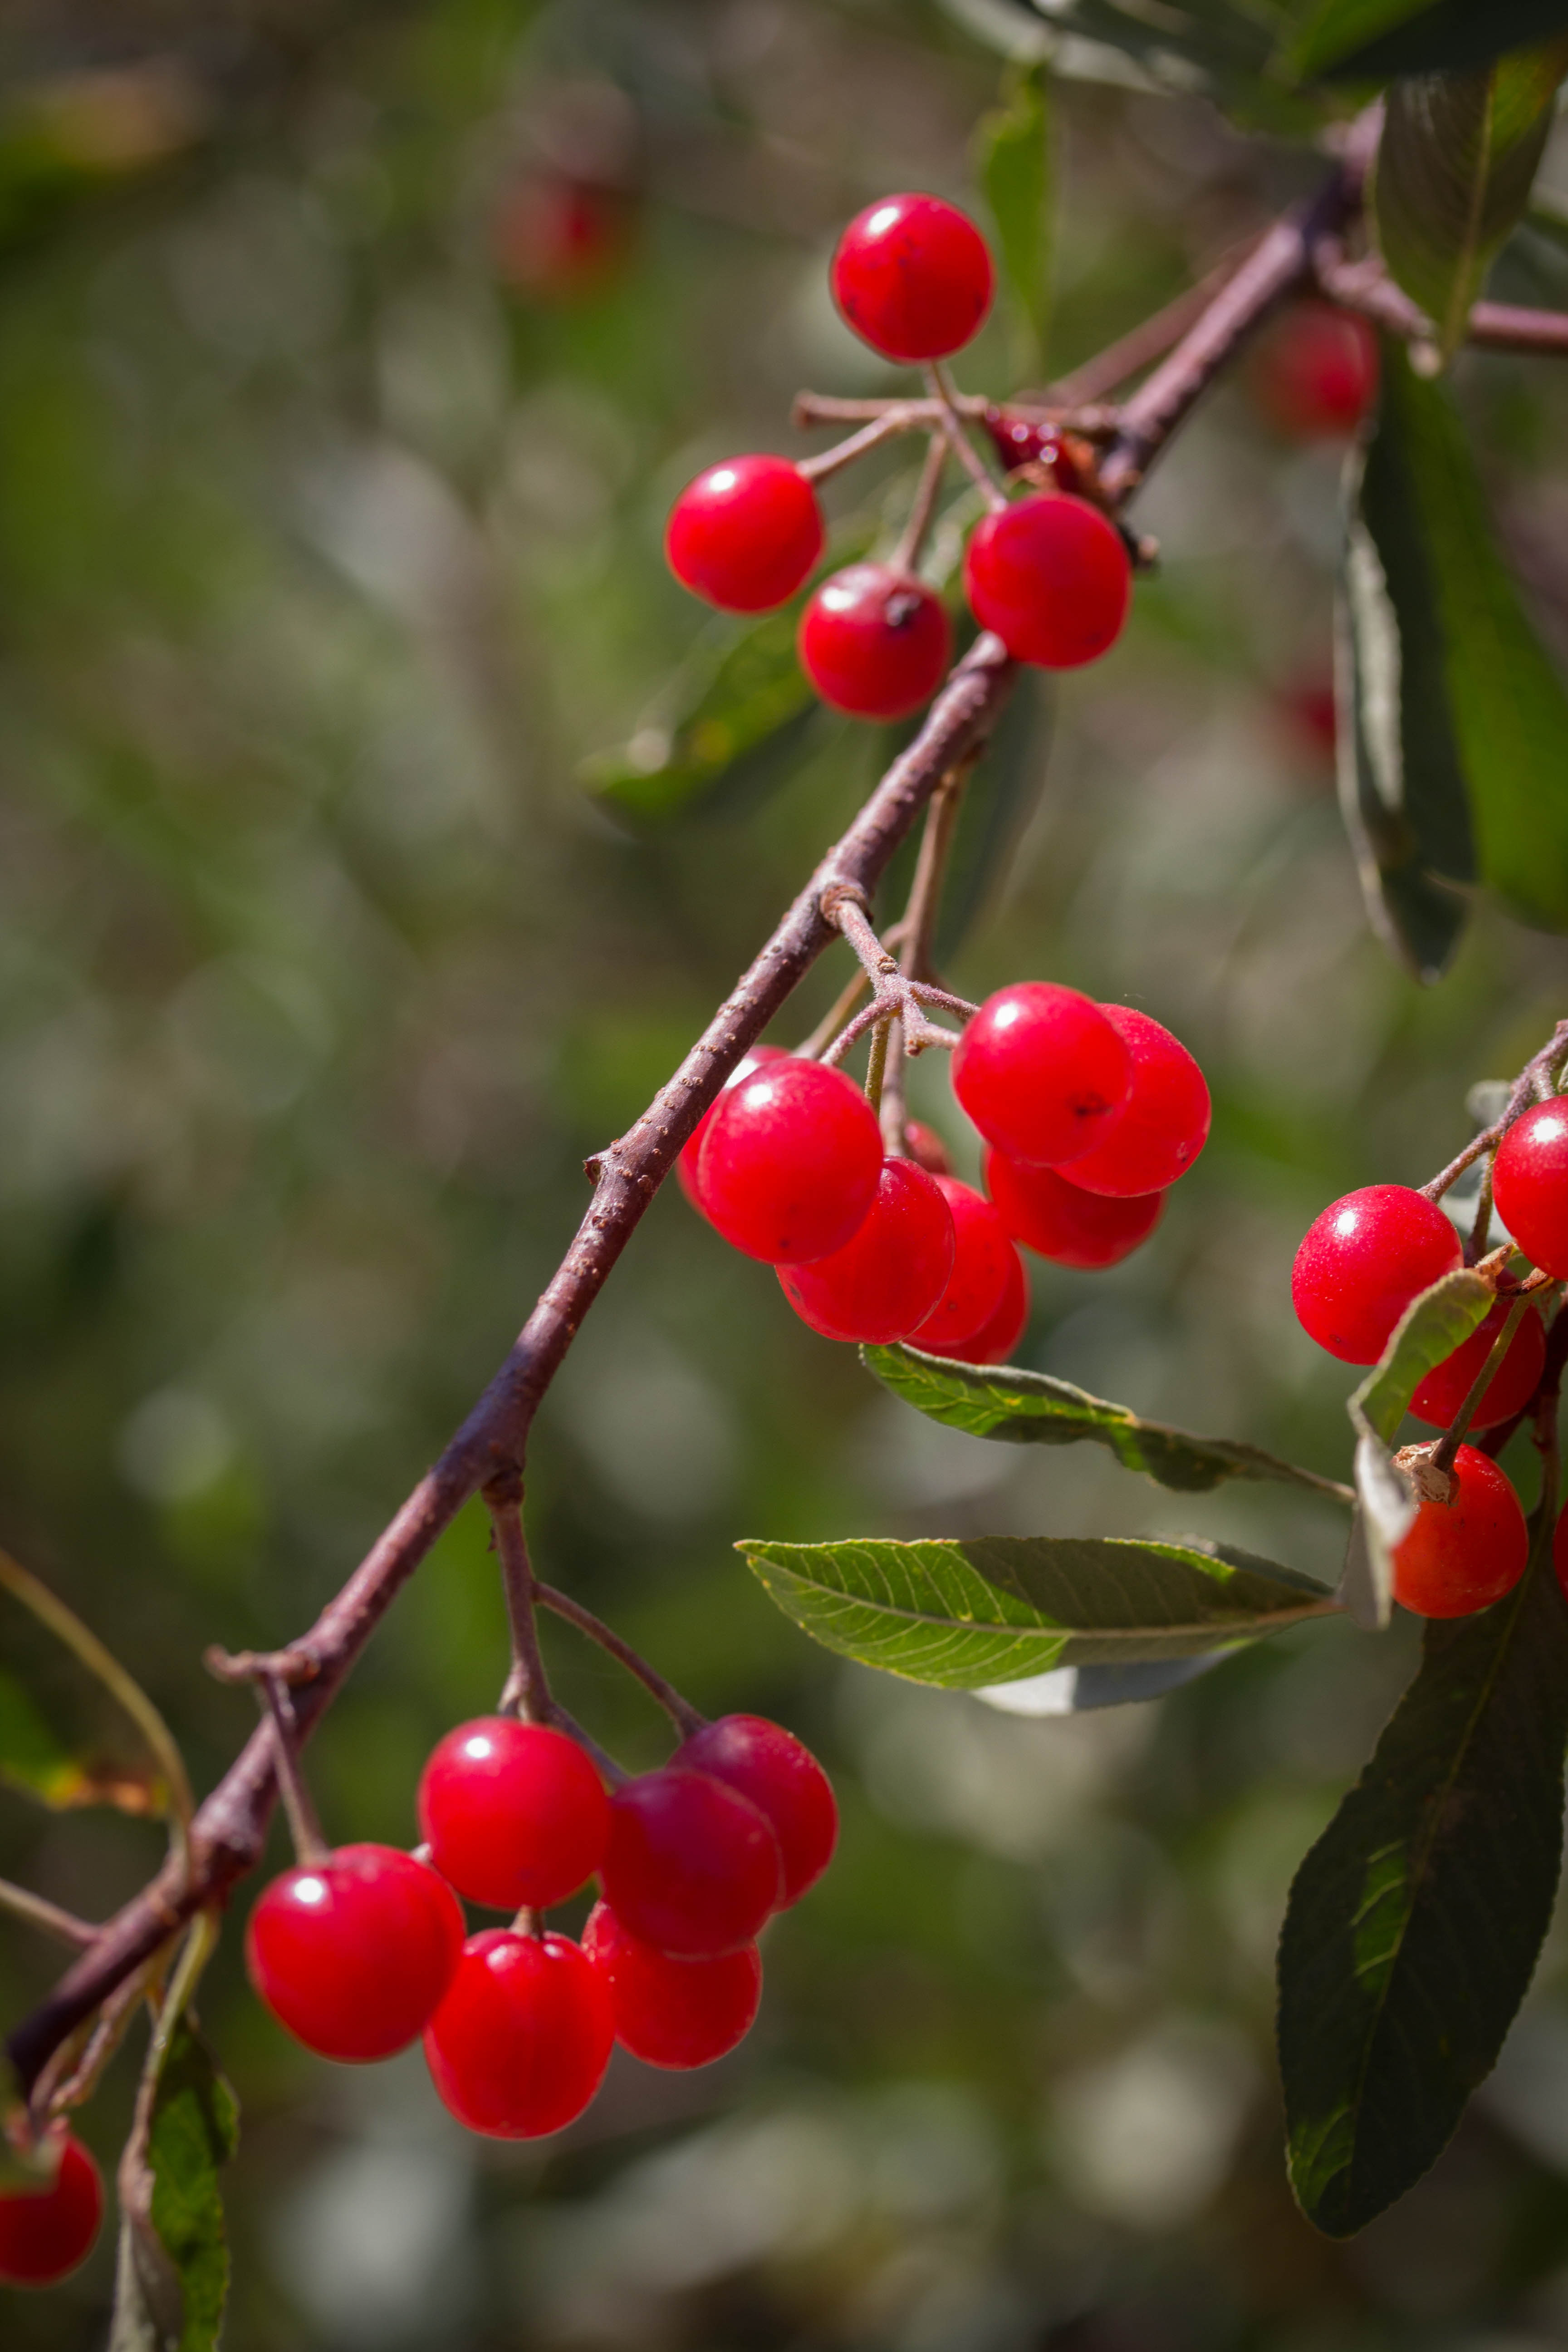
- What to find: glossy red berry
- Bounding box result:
[676,1713,838,1905]
[666,456,824,613]
[963,493,1131,669]
[583,1900,761,2069]
[903,1120,951,1176]
[952,982,1131,1169]
[1291,1184,1462,1365]
[424,1929,612,2137]
[697,1058,884,1264]
[909,1176,1014,1353]
[1253,301,1378,440]
[1492,1102,1568,1278]
[601,1766,783,1956]
[943,1242,1028,1366]
[1061,1005,1210,1196]
[799,563,951,720]
[246,1843,464,2063]
[1409,1302,1546,1431]
[417,1717,609,1911]
[779,1156,954,1343]
[981,407,1087,493]
[0,2133,103,2287]
[985,1147,1163,1270]
[1392,1445,1529,1619]
[679,1044,791,1213]
[830,192,994,363]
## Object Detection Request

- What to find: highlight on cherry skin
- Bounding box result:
[0,2132,104,2288]
[665,453,823,613]
[953,984,1132,1170]
[1291,1184,1462,1365]
[697,1057,884,1265]
[416,1715,610,1911]
[1492,1100,1568,1280]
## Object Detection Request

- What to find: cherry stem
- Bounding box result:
[512,1905,544,1940]
[797,411,910,483]
[924,363,1009,513]
[864,1014,892,1114]
[487,1484,553,1725]
[1430,1293,1533,1478]
[255,1674,328,1868]
[0,1879,97,1951]
[531,1579,706,1739]
[880,760,972,1152]
[797,966,872,1060]
[891,433,949,573]
[1422,1019,1568,1202]
[42,1954,162,2120]
[542,1701,629,1788]
[792,389,1121,440]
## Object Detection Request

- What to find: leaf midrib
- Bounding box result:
[757,1563,1333,1645]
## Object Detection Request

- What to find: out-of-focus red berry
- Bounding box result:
[493,174,633,300]
[1251,301,1378,439]
[0,2133,103,2287]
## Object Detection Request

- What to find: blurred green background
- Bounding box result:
[4,2,1568,2346]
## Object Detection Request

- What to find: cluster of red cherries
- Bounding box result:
[1292,1100,1568,1621]
[665,191,1134,716]
[681,982,1210,1361]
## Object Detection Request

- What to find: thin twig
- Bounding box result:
[0,1880,97,1950]
[255,1676,327,1867]
[796,967,870,1060]
[891,433,949,573]
[797,412,910,482]
[1430,1294,1533,1478]
[488,1482,552,1724]
[1045,232,1269,405]
[533,1579,705,1738]
[925,364,1008,511]
[1422,1021,1568,1201]
[863,1015,892,1114]
[1313,248,1568,358]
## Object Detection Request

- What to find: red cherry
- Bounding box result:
[246,1843,465,2063]
[830,192,994,363]
[583,1900,761,2069]
[666,456,824,613]
[697,1058,883,1264]
[908,1176,1014,1353]
[676,1713,838,1905]
[1059,1005,1210,1197]
[601,1767,783,1956]
[1409,1302,1545,1431]
[963,494,1131,669]
[0,2132,102,2287]
[1291,1185,1463,1365]
[985,1146,1163,1269]
[798,564,951,720]
[492,174,632,301]
[424,1929,612,2137]
[1554,1501,1568,1601]
[981,407,1087,493]
[1492,1102,1568,1278]
[942,1242,1028,1365]
[903,1120,952,1176]
[678,1044,791,1213]
[779,1156,954,1343]
[1392,1445,1529,1619]
[952,982,1131,1169]
[416,1717,608,1911]
[1252,301,1378,440]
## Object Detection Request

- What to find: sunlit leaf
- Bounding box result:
[864,1342,1354,1499]
[1279,1530,1568,2235]
[977,62,1054,378]
[738,1532,1335,1688]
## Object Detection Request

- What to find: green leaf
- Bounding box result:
[1371,43,1568,361]
[863,1342,1355,1500]
[1295,0,1568,80]
[977,63,1054,378]
[0,1663,166,1812]
[1278,1533,1568,2236]
[1338,1268,1494,1628]
[738,1533,1335,1688]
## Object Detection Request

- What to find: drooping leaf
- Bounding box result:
[974,1652,1227,1713]
[977,62,1054,378]
[1295,0,1568,81]
[1337,1267,1494,1629]
[738,1533,1335,1688]
[1337,345,1568,961]
[863,1342,1354,1500]
[1371,43,1568,361]
[0,1664,165,1811]
[1279,1528,1568,2236]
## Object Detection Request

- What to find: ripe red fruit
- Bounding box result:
[679,1044,791,1212]
[798,563,951,720]
[424,1929,612,2137]
[1409,1302,1546,1431]
[493,174,632,301]
[601,1766,783,1956]
[676,1713,838,1905]
[697,1058,884,1264]
[1392,1445,1529,1619]
[952,982,1131,1169]
[0,2133,103,2287]
[981,407,1087,493]
[985,1147,1163,1269]
[1291,1184,1463,1365]
[943,1242,1028,1365]
[416,1717,609,1911]
[666,456,824,613]
[779,1156,955,1343]
[246,1843,464,2063]
[1492,1102,1568,1278]
[963,493,1131,669]
[830,192,994,363]
[583,1900,761,2069]
[908,1175,1014,1353]
[1554,1502,1568,1602]
[1252,301,1378,440]
[903,1120,951,1176]
[1060,1005,1210,1196]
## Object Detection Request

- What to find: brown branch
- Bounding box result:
[1314,249,1568,358]
[5,629,1015,2095]
[1421,1019,1568,1202]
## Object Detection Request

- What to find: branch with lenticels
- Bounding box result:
[6,125,1429,2098]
